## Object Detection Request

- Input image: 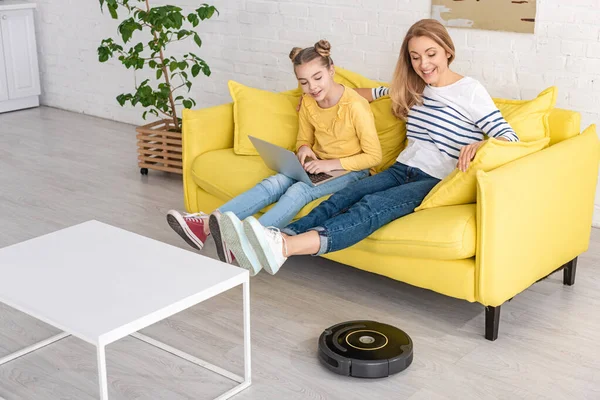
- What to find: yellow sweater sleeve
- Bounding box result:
[295,100,315,151]
[339,102,382,171]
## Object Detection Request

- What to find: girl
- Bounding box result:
[167,40,382,275]
[227,19,519,276]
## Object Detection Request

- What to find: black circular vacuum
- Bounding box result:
[318,320,413,378]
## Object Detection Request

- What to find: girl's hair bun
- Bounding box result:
[289,47,303,61]
[314,40,331,58]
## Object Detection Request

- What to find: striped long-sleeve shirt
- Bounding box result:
[372,77,519,179]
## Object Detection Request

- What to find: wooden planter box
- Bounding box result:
[136,119,182,175]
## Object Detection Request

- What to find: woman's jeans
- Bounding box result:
[218,170,369,228]
[282,162,440,255]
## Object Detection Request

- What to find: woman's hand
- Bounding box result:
[304,159,342,174]
[457,140,486,172]
[297,145,318,165]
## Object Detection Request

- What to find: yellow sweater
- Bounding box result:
[295,85,382,172]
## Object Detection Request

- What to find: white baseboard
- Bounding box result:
[0,96,39,113]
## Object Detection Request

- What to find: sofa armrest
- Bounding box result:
[182,103,234,212]
[475,127,599,306]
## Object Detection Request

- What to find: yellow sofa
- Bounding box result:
[181,77,600,341]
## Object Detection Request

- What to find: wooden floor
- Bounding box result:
[1,107,599,399]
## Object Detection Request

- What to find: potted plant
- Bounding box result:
[97,0,218,175]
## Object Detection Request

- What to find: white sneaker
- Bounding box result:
[219,212,262,276]
[243,216,288,275]
[208,210,234,264]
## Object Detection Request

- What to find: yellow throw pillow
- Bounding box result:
[229,80,301,156]
[334,66,406,173]
[493,86,557,142]
[369,97,407,173]
[415,137,550,211]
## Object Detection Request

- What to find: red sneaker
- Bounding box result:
[166,210,210,250]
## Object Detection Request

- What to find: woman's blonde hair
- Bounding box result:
[390,19,455,120]
[289,40,333,69]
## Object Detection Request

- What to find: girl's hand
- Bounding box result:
[304,159,341,174]
[297,145,317,165]
[457,141,486,172]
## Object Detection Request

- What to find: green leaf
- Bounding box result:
[202,64,211,76]
[194,33,202,48]
[116,94,127,106]
[156,69,163,79]
[98,47,110,62]
[134,42,144,53]
[142,111,148,120]
[196,5,218,21]
[185,81,192,91]
[188,13,199,27]
[178,61,187,70]
[170,62,177,72]
[149,60,156,68]
[183,100,192,109]
[191,64,200,77]
[175,95,184,101]
[107,3,118,19]
[118,18,142,43]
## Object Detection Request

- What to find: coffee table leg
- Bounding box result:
[0,332,70,366]
[243,279,251,384]
[129,278,251,400]
[97,345,109,400]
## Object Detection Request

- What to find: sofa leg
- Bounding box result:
[563,257,578,286]
[485,306,501,341]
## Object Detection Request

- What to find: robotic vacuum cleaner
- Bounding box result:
[318,320,413,378]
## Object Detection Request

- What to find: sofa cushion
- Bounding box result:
[492,86,557,142]
[229,80,301,156]
[415,137,550,211]
[191,149,326,219]
[548,108,581,146]
[193,148,476,260]
[365,204,476,260]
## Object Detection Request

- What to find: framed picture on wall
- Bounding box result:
[432,0,537,34]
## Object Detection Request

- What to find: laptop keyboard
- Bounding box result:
[308,172,333,184]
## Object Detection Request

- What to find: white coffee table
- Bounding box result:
[0,220,250,400]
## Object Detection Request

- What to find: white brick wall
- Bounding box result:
[32,0,600,223]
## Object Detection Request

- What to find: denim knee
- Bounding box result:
[259,174,293,199]
[281,181,312,204]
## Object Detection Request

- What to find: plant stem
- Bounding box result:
[146,0,179,129]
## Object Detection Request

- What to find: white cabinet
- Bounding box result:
[0,35,9,103]
[0,2,40,113]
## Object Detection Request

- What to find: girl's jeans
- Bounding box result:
[218,170,369,228]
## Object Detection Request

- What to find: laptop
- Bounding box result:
[248,136,350,186]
